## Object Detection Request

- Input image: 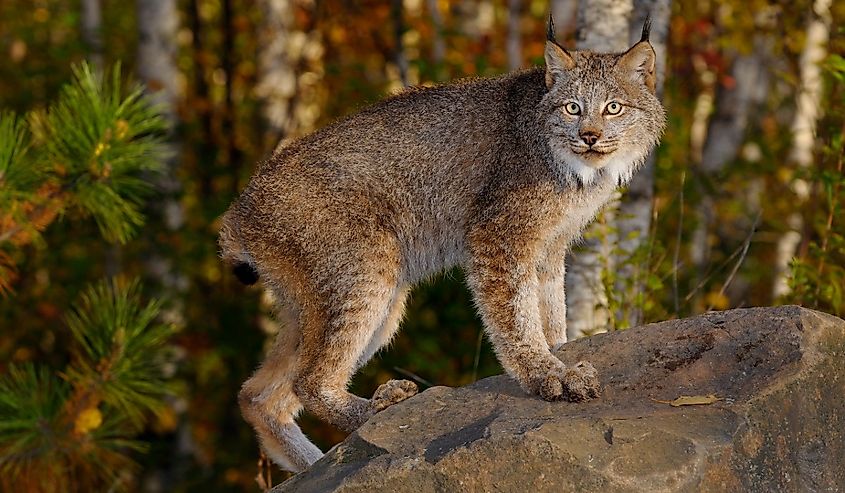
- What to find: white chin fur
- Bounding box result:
[553,146,643,188]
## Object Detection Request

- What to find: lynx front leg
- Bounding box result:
[467,234,599,402]
[538,237,568,351]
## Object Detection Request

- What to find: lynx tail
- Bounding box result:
[233,262,259,285]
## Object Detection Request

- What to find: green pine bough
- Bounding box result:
[0,62,168,292]
[0,63,173,491]
[0,278,175,492]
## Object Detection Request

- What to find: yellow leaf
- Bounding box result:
[652,394,723,407]
[705,291,730,310]
[74,407,103,435]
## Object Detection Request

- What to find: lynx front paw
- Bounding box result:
[371,379,418,412]
[538,361,600,402]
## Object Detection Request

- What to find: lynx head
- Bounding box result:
[541,16,666,187]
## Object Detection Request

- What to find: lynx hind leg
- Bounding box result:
[294,264,417,433]
[239,294,322,472]
[354,286,418,411]
[355,285,410,371]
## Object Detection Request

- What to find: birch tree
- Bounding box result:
[80,0,103,70]
[506,0,522,71]
[136,0,186,298]
[550,0,577,39]
[565,0,670,335]
[426,0,446,68]
[690,30,771,278]
[613,0,670,328]
[255,0,323,150]
[565,0,633,339]
[773,0,833,298]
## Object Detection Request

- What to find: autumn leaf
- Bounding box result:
[652,394,723,407]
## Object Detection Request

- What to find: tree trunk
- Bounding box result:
[550,0,577,40]
[425,0,446,67]
[610,0,670,329]
[690,33,771,295]
[565,0,633,340]
[506,0,522,71]
[772,0,832,299]
[255,0,323,151]
[81,0,103,70]
[136,0,185,288]
[391,0,410,87]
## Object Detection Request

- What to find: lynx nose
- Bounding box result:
[580,131,600,146]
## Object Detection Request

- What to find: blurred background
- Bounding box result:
[0,0,843,491]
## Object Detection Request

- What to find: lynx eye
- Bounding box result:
[563,102,581,116]
[604,101,623,115]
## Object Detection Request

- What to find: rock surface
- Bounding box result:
[274,306,845,492]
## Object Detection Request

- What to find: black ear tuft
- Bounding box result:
[640,14,652,43]
[545,13,572,57]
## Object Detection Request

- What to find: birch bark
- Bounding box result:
[612,0,670,328]
[255,0,323,150]
[565,0,632,340]
[136,0,185,294]
[506,0,522,71]
[81,0,103,70]
[690,33,771,280]
[772,0,832,298]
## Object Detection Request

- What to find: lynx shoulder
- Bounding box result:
[219,16,665,473]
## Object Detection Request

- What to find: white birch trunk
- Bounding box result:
[426,0,446,66]
[772,0,832,298]
[550,0,578,39]
[255,0,323,149]
[612,0,670,328]
[136,0,187,296]
[565,0,632,339]
[391,0,410,87]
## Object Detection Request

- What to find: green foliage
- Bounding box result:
[0,62,167,292]
[64,278,174,426]
[0,62,172,491]
[787,54,845,313]
[0,278,172,493]
[0,111,34,195]
[28,63,168,244]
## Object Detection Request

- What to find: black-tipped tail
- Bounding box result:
[233,262,259,285]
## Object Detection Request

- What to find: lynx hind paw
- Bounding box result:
[371,379,419,412]
[539,361,601,402]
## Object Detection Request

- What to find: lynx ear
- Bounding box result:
[618,40,656,93]
[545,14,575,88]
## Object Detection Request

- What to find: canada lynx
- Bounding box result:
[219,17,665,472]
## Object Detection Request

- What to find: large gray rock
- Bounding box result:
[275,306,845,492]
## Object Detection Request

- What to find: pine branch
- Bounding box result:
[30,62,169,244]
[0,278,174,492]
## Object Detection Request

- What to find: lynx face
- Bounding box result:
[541,39,666,187]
